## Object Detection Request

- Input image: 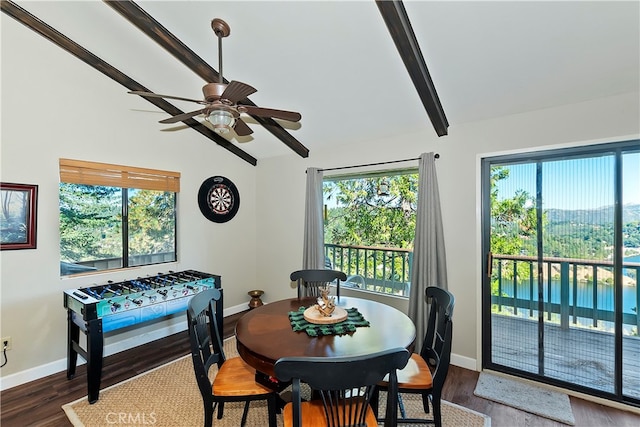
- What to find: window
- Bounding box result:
[59,159,179,276]
[323,169,418,296]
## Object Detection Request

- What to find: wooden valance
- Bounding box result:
[59,158,180,192]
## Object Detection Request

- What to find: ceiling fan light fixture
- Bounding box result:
[206,110,236,134]
[126,17,301,147]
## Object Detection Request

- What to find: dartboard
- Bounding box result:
[208,183,233,214]
[198,176,240,223]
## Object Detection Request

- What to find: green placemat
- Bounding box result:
[288,306,370,337]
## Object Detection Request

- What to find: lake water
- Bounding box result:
[500,279,637,314]
[498,256,639,315]
[626,254,640,263]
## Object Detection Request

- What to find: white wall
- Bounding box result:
[2,9,639,391]
[256,92,640,369]
[1,12,259,387]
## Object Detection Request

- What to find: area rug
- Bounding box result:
[474,372,575,425]
[63,337,490,426]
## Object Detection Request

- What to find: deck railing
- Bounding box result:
[490,254,640,333]
[324,243,412,297]
[60,252,175,275]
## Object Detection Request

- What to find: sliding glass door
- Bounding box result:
[481,140,639,406]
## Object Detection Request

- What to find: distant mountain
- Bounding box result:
[545,204,640,224]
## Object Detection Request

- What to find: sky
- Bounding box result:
[496,151,640,210]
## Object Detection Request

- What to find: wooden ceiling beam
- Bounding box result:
[105,0,310,158]
[1,0,257,166]
[376,0,449,137]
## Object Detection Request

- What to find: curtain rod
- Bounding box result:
[316,153,439,173]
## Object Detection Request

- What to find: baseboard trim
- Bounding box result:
[0,302,248,391]
[451,352,477,371]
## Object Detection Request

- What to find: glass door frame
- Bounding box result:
[480,139,640,407]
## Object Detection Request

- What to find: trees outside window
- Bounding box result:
[59,184,176,275]
[323,170,418,296]
[58,159,178,276]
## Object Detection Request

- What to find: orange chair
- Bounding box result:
[187,289,278,427]
[275,348,410,427]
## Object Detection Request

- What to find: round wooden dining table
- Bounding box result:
[235,296,416,378]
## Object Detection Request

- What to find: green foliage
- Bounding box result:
[59,184,122,261]
[59,184,175,263]
[324,174,417,249]
[623,221,640,247]
[128,190,176,255]
[489,167,540,287]
[324,174,416,286]
[540,210,640,259]
[490,167,539,258]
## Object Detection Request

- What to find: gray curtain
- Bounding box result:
[302,167,325,269]
[408,152,448,351]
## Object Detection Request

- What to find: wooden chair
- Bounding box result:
[274,348,410,427]
[187,289,278,427]
[376,286,455,427]
[290,269,347,299]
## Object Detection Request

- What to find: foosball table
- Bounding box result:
[63,269,221,403]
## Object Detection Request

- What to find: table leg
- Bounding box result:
[86,318,104,404]
[66,310,79,380]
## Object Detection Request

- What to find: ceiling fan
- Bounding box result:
[129,18,301,137]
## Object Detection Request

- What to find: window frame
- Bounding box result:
[59,159,180,276]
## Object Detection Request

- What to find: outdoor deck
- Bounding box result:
[491,313,640,400]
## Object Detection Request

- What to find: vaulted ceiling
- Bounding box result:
[3,1,639,165]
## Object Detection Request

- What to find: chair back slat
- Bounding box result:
[275,348,409,427]
[321,389,370,427]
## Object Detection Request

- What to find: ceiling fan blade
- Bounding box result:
[233,118,254,136]
[159,109,206,124]
[129,91,206,104]
[221,81,257,103]
[242,105,302,122]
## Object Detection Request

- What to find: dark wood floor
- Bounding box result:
[2,312,639,427]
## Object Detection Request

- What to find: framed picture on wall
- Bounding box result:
[1,183,38,250]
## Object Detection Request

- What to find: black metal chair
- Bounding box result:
[187,289,278,427]
[376,286,454,427]
[274,348,410,427]
[290,269,347,299]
